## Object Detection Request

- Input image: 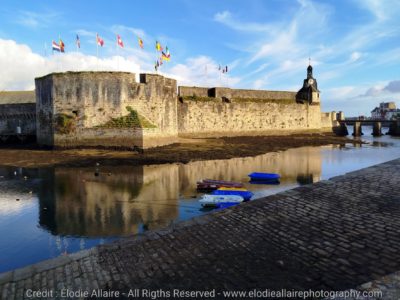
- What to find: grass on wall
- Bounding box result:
[179,95,217,102]
[231,98,297,104]
[54,114,77,134]
[97,106,157,129]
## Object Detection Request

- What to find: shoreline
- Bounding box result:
[0,132,362,168]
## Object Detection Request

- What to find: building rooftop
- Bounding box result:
[0,91,35,105]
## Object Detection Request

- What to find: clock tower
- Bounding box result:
[296,63,320,104]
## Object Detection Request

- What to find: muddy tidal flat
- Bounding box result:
[0,133,359,168]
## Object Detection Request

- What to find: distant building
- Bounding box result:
[371,102,400,120]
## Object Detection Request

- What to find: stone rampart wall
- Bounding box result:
[0,103,36,135]
[35,72,178,148]
[178,86,297,101]
[177,99,321,135]
[178,86,210,98]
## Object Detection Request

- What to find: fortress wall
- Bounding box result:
[35,72,178,149]
[178,100,321,136]
[213,88,297,100]
[178,86,298,101]
[50,72,137,128]
[320,111,340,129]
[123,74,178,135]
[178,86,210,98]
[36,75,54,145]
[321,112,333,128]
[0,103,36,135]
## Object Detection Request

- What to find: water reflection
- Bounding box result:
[1,128,400,272]
[38,165,179,237]
[32,146,323,237]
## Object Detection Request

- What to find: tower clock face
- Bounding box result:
[308,78,314,85]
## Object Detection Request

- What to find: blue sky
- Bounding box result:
[0,0,399,116]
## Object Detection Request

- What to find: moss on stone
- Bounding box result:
[180,95,217,102]
[97,106,156,129]
[54,114,76,134]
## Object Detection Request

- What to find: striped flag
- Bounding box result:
[52,40,61,52]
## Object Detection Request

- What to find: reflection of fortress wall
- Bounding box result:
[38,165,179,237]
[178,147,322,195]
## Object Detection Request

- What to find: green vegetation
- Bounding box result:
[231,98,296,104]
[54,113,76,134]
[96,106,156,129]
[180,95,217,102]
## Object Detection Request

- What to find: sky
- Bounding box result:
[0,0,399,116]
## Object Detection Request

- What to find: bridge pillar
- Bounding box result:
[372,122,382,136]
[387,120,400,136]
[352,122,363,137]
[336,122,348,136]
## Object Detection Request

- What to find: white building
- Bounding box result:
[371,102,400,120]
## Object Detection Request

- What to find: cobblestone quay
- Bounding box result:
[1,159,400,299]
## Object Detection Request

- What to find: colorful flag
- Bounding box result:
[96,34,104,47]
[52,40,61,52]
[59,39,65,53]
[165,46,170,55]
[159,57,163,66]
[161,51,170,61]
[138,37,144,49]
[76,34,80,48]
[117,35,124,48]
[155,41,163,51]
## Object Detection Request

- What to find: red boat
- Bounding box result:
[196,179,244,192]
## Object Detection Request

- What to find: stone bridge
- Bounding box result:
[337,119,400,137]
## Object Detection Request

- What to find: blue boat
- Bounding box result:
[212,189,254,201]
[248,172,280,183]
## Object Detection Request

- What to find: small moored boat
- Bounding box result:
[197,179,244,192]
[248,172,280,183]
[212,189,254,201]
[199,194,244,207]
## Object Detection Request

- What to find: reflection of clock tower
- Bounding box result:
[296,64,320,104]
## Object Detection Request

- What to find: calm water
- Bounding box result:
[1,127,400,272]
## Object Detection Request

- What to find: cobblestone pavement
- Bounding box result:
[1,159,400,299]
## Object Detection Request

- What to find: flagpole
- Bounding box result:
[205,64,208,86]
[116,36,119,70]
[96,34,99,71]
[44,42,47,75]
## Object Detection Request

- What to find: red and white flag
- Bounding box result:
[117,35,124,48]
[96,34,104,47]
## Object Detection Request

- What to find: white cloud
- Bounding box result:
[167,56,241,87]
[214,10,275,32]
[0,39,241,91]
[15,10,59,29]
[360,80,400,97]
[349,52,362,63]
[0,39,141,90]
[110,25,146,40]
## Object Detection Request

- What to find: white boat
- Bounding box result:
[199,194,244,207]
